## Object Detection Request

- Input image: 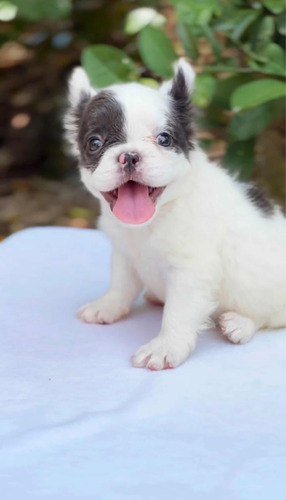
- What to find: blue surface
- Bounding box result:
[0,227,285,499]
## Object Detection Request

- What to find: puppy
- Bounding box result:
[65,59,286,370]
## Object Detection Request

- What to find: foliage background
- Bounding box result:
[0,0,285,238]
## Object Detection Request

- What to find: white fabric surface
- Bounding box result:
[0,227,285,500]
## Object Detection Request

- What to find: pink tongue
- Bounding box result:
[113,182,155,224]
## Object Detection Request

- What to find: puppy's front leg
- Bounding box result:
[132,269,215,370]
[77,250,142,324]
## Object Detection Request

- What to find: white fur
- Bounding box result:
[68,67,93,107]
[65,59,286,370]
[160,58,196,95]
[64,67,96,155]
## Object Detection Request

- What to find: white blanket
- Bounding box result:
[0,227,285,500]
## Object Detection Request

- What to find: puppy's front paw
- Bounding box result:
[132,336,193,370]
[77,293,129,324]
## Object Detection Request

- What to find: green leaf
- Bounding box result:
[196,106,226,129]
[231,9,261,41]
[250,15,275,53]
[223,138,255,180]
[276,12,286,35]
[239,41,269,63]
[169,0,220,27]
[228,102,274,140]
[262,43,285,74]
[263,44,285,66]
[231,79,286,110]
[139,78,159,88]
[202,65,254,73]
[201,25,221,58]
[138,26,176,78]
[213,8,260,35]
[193,74,216,108]
[248,44,286,76]
[177,22,199,60]
[11,0,71,20]
[248,60,285,76]
[81,45,137,87]
[124,7,165,35]
[212,75,254,109]
[261,0,285,14]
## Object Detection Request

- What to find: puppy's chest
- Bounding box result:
[123,231,168,299]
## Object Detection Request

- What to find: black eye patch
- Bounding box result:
[78,91,127,169]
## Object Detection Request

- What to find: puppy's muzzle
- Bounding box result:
[119,152,140,174]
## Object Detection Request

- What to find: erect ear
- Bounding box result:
[64,67,96,154]
[160,58,196,98]
[160,59,196,154]
[68,66,94,107]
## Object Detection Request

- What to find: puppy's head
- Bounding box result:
[65,59,195,226]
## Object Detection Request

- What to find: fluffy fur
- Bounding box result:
[65,59,286,370]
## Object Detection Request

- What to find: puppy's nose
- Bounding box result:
[118,152,140,173]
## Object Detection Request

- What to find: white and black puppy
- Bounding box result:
[65,59,286,370]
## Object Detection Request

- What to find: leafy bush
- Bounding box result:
[81,0,286,180]
[2,0,285,181]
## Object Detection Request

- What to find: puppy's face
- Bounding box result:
[65,59,195,225]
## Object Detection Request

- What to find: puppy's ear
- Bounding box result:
[68,67,93,107]
[64,67,95,154]
[160,59,195,153]
[160,58,196,98]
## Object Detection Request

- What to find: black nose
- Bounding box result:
[120,152,140,173]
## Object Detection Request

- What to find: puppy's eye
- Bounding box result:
[156,132,172,147]
[88,137,103,151]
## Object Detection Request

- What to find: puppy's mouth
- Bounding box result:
[101,181,165,224]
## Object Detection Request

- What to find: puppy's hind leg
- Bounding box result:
[219,312,258,344]
[77,250,142,324]
[267,309,286,329]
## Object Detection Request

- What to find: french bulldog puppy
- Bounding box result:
[65,59,286,370]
